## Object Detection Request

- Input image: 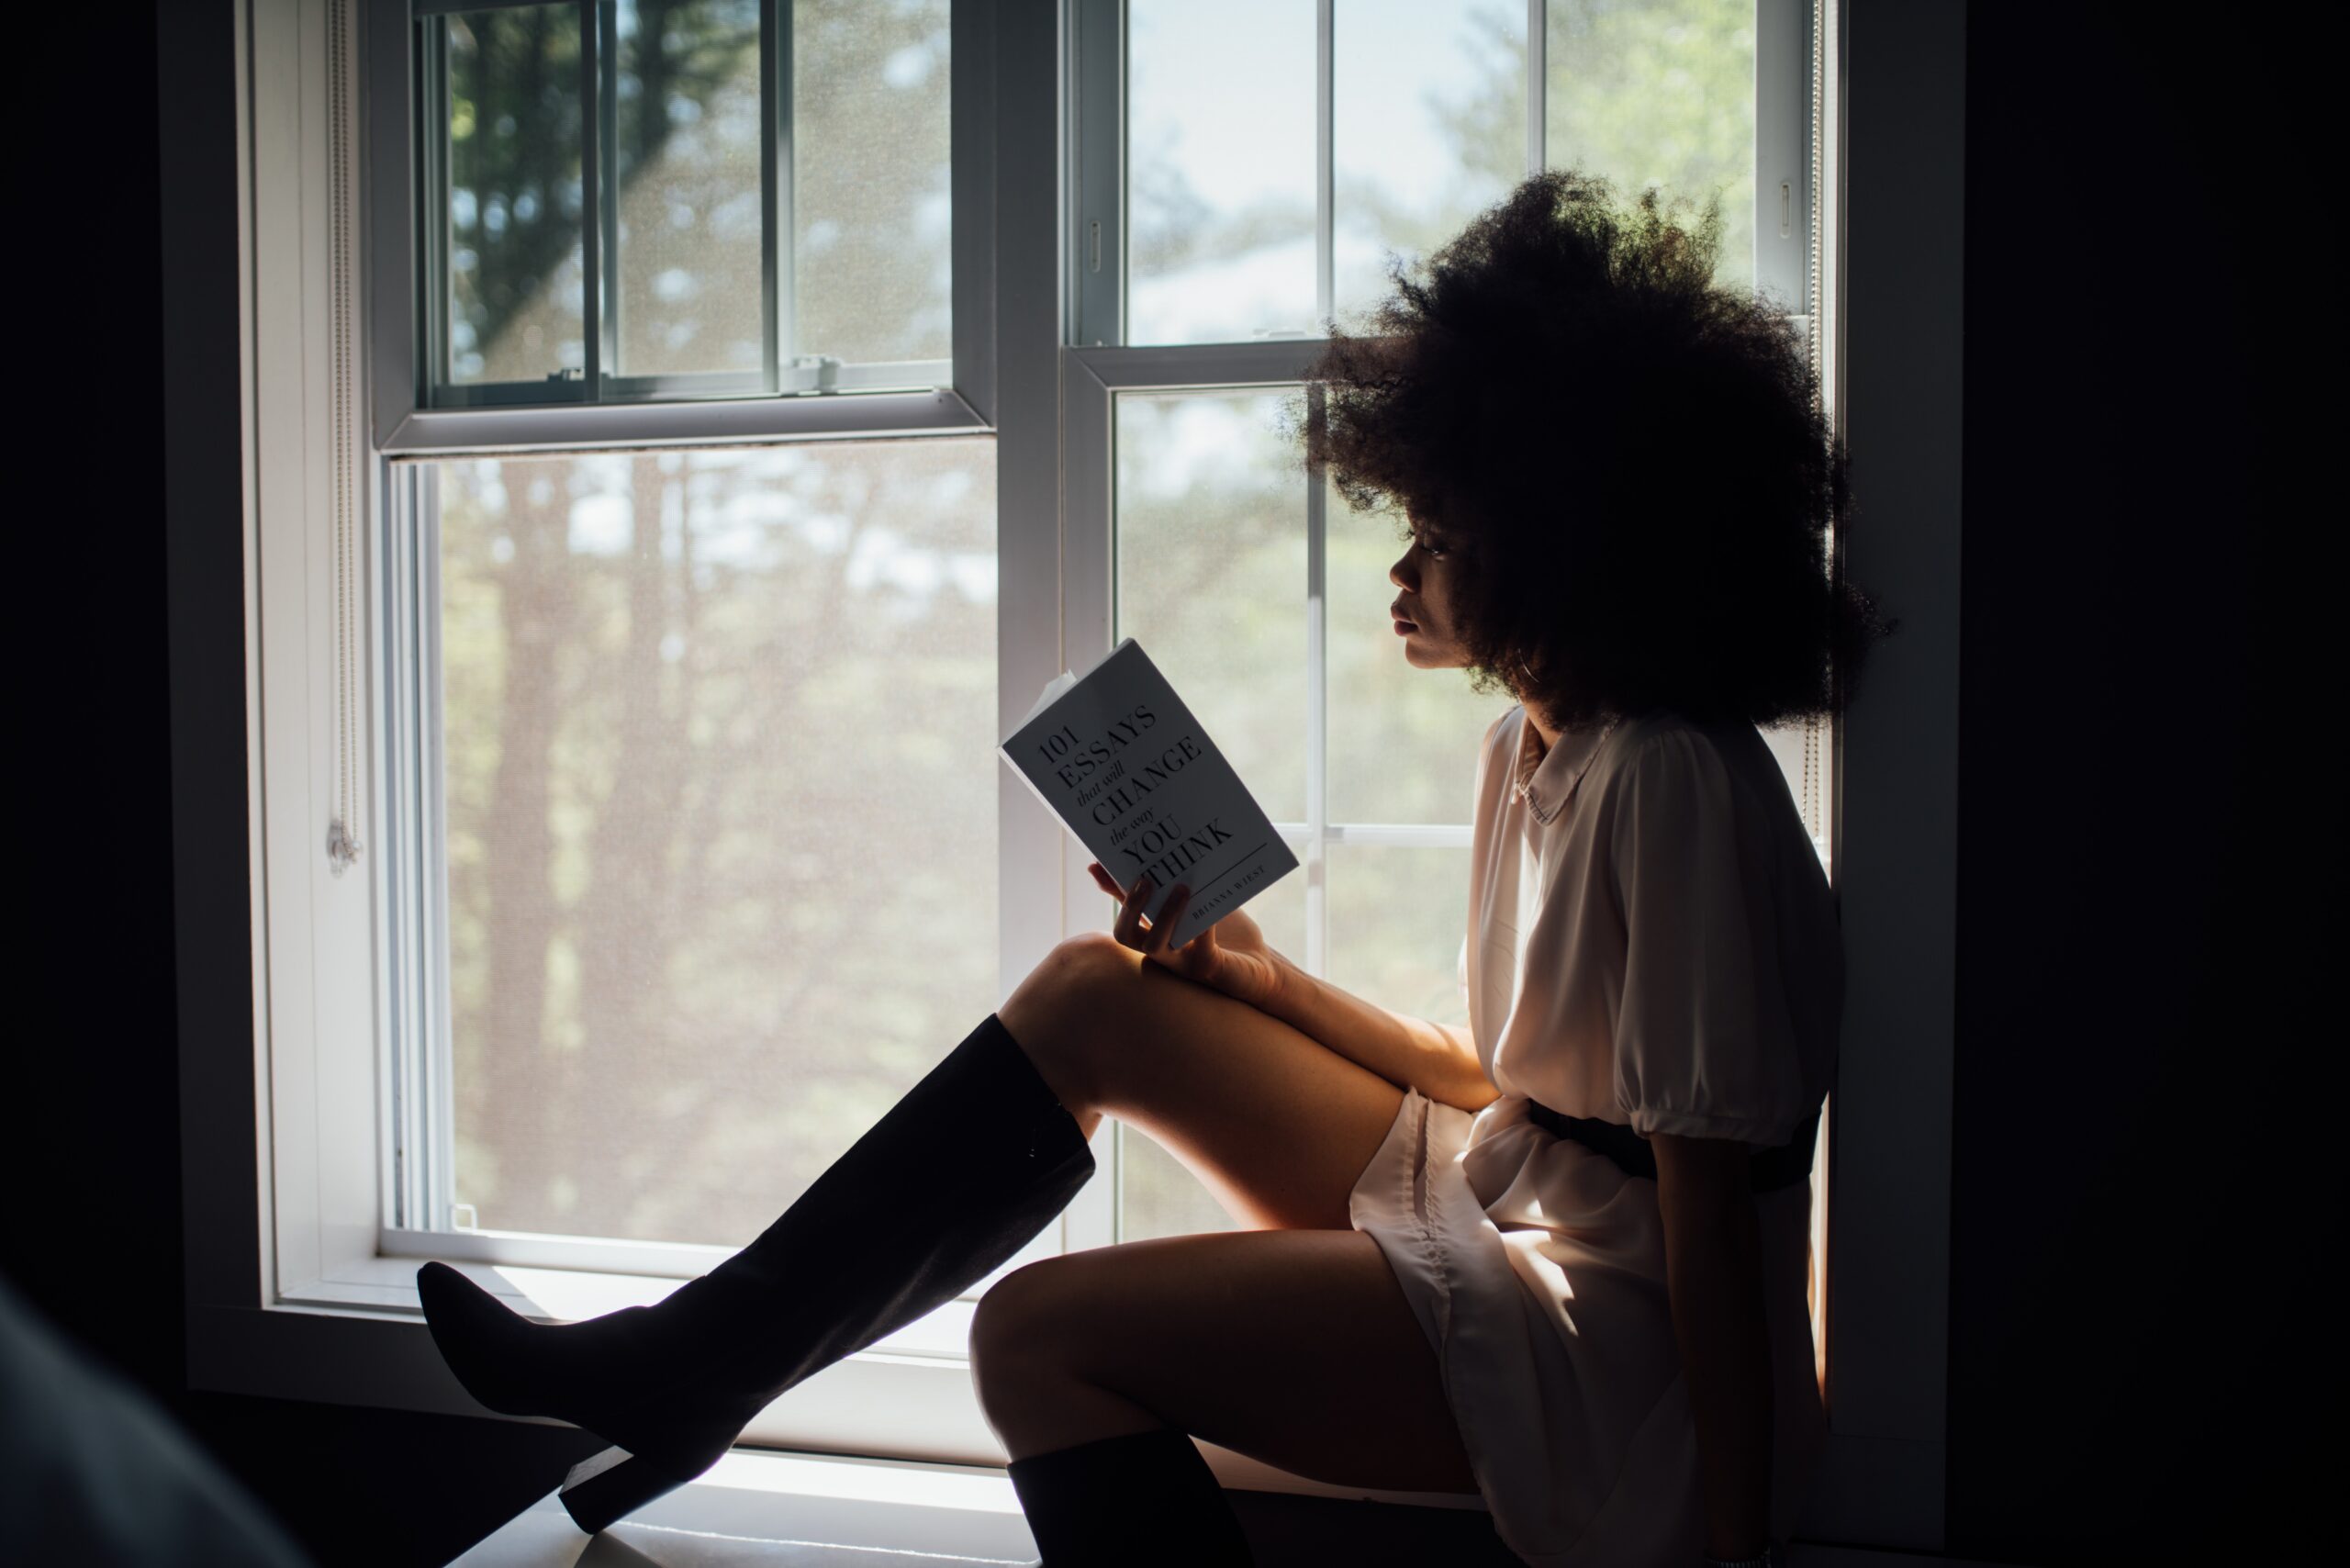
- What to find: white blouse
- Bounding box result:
[1465,705,1841,1148]
[1347,704,1841,1565]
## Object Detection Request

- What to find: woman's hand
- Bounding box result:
[1088,861,1285,1012]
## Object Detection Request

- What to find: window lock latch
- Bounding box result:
[789,354,845,394]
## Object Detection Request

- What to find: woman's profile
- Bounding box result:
[417,168,1886,1567]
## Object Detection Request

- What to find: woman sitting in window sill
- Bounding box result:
[415,168,1888,1568]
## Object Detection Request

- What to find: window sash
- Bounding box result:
[377,444,1072,1291]
[412,0,917,409]
[1072,0,1815,348]
[370,0,998,449]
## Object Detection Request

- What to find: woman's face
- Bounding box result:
[1388,518,1472,669]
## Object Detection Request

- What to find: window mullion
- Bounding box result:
[1525,0,1545,176]
[1072,0,1122,346]
[418,15,445,396]
[1314,0,1332,330]
[388,464,418,1234]
[576,0,604,395]
[417,463,457,1238]
[1754,0,1809,312]
[760,0,789,394]
[1304,386,1328,979]
[386,459,456,1237]
[596,0,621,386]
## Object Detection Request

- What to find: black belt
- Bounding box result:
[1526,1102,1821,1193]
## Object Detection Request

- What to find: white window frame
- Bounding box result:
[175,0,1965,1543]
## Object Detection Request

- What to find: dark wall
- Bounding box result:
[9,2,173,1389]
[5,6,599,1567]
[1948,6,2322,1563]
[5,4,2316,1567]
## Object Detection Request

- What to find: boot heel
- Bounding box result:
[558,1439,722,1535]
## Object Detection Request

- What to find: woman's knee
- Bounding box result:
[968,1259,1080,1407]
[998,933,1135,1107]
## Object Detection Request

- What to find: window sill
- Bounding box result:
[452,1448,1045,1567]
[192,1264,1499,1513]
[445,1449,1979,1568]
[450,1448,1509,1568]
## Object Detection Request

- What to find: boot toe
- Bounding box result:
[417,1261,539,1415]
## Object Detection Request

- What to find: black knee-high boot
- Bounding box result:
[416,1013,1096,1534]
[1006,1428,1255,1566]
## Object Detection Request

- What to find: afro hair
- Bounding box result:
[1298,168,1889,729]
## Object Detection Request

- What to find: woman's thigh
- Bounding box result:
[970,1228,1482,1496]
[999,934,1406,1232]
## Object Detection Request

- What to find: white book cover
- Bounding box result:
[1001,637,1298,950]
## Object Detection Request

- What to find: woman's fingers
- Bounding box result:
[1113,873,1155,947]
[1096,865,1195,960]
[1164,885,1196,952]
[1145,883,1192,958]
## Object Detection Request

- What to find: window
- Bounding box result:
[414,0,954,406]
[373,2,1046,1340]
[195,0,1971,1536]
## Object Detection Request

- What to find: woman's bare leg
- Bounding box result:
[995,933,1407,1232]
[984,937,1465,1489]
[972,1228,1480,1494]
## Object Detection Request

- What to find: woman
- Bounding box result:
[417,169,1885,1566]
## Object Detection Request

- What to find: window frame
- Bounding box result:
[176,0,1965,1542]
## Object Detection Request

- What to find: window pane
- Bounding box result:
[1114,863,1304,1243]
[1126,0,1316,344]
[1113,391,1306,823]
[1326,487,1501,824]
[1333,0,1528,327]
[1326,843,1472,1029]
[1545,0,1758,293]
[433,440,998,1248]
[611,0,766,377]
[793,0,954,367]
[444,5,587,385]
[1119,1128,1237,1240]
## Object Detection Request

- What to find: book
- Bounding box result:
[1001,638,1299,950]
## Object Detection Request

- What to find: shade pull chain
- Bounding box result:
[327,0,364,876]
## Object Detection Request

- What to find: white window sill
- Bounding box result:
[451,1448,1045,1567]
[443,1448,1990,1568]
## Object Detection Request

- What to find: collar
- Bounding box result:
[1511,706,1617,826]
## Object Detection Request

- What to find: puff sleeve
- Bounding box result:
[1606,728,1808,1148]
